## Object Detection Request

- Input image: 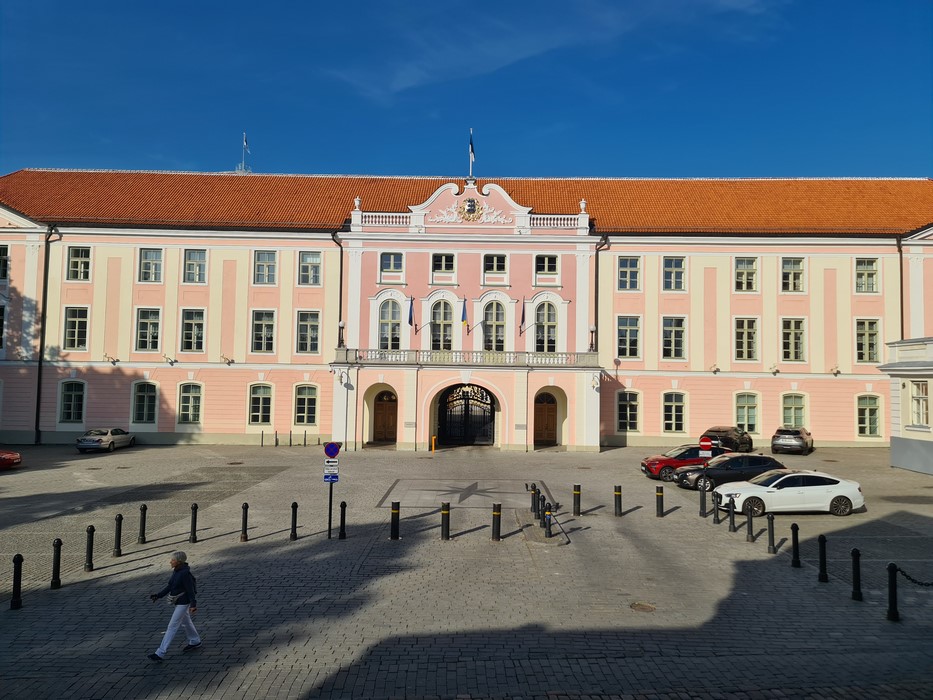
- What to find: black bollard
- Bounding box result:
[10,553,24,610]
[113,513,123,557]
[727,498,736,532]
[766,514,776,554]
[851,548,863,601]
[886,562,900,621]
[745,507,754,543]
[538,495,546,528]
[138,503,148,544]
[189,503,199,544]
[791,523,801,568]
[573,484,581,517]
[614,486,622,517]
[84,525,95,572]
[699,487,707,518]
[712,493,721,525]
[51,538,62,590]
[339,501,347,540]
[818,534,828,582]
[545,503,553,538]
[656,486,664,518]
[530,483,538,514]
[441,502,450,541]
[290,502,298,541]
[492,503,501,541]
[240,502,249,542]
[390,501,400,540]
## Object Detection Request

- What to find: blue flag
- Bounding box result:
[520,297,525,329]
[461,299,468,326]
[408,297,414,327]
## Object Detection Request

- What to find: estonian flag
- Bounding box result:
[243,132,250,154]
[469,131,475,164]
[520,297,525,329]
[408,297,414,327]
[461,298,468,326]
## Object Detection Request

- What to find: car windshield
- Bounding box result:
[749,470,792,486]
[84,429,108,436]
[663,446,690,458]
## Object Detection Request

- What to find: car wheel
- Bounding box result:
[696,476,713,492]
[659,466,675,482]
[744,497,766,517]
[829,496,853,516]
[107,442,115,452]
[129,437,136,447]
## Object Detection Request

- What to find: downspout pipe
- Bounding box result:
[896,234,904,341]
[330,230,344,346]
[592,229,610,352]
[34,225,58,445]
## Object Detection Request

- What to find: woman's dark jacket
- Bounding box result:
[155,562,196,606]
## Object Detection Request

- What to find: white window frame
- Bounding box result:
[180,309,205,353]
[249,384,273,425]
[294,384,318,426]
[662,391,686,433]
[253,250,277,285]
[734,317,758,361]
[910,381,929,427]
[855,318,880,363]
[63,306,89,350]
[178,383,203,424]
[857,394,882,437]
[135,308,161,352]
[296,310,320,354]
[662,257,686,291]
[661,316,686,360]
[781,257,805,293]
[183,249,207,284]
[138,248,163,283]
[251,310,276,353]
[67,246,91,281]
[298,251,322,286]
[617,257,640,291]
[781,317,806,362]
[734,257,758,292]
[855,258,879,294]
[617,390,639,432]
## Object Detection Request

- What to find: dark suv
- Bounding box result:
[700,426,753,452]
[673,453,786,491]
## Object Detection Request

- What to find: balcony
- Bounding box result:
[334,348,599,368]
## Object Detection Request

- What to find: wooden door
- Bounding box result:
[533,393,557,445]
[373,391,398,443]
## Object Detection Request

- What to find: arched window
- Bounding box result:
[133,382,157,423]
[250,385,272,425]
[735,393,758,433]
[294,385,317,425]
[617,391,638,432]
[431,300,453,351]
[663,392,685,433]
[535,302,556,353]
[61,381,85,422]
[857,395,881,437]
[483,301,505,351]
[379,300,401,350]
[178,384,202,424]
[782,393,805,428]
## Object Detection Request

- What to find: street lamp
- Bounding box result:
[337,320,345,348]
[588,325,597,352]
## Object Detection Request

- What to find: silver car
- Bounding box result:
[76,428,135,453]
[770,427,814,455]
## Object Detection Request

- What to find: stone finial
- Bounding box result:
[579,199,587,213]
[354,196,361,211]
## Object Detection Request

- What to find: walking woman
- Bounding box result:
[148,551,201,661]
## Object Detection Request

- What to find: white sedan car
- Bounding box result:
[76,428,135,453]
[713,469,864,517]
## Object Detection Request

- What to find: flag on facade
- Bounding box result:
[520,297,525,329]
[243,132,250,154]
[461,298,468,326]
[408,297,414,326]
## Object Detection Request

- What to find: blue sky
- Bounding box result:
[1,1,930,178]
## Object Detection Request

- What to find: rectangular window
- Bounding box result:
[0,245,8,281]
[617,257,640,290]
[295,385,317,425]
[662,257,685,291]
[253,251,277,285]
[782,257,805,292]
[380,253,403,273]
[139,249,163,282]
[296,311,320,353]
[617,317,640,358]
[663,392,685,432]
[617,391,638,432]
[736,393,758,433]
[911,381,929,426]
[783,394,805,428]
[432,254,455,272]
[535,255,558,274]
[661,317,685,359]
[298,251,322,286]
[734,258,758,292]
[60,381,85,422]
[484,254,506,273]
[252,311,275,353]
[857,395,880,436]
[781,318,805,362]
[734,318,758,361]
[184,249,207,283]
[855,319,879,363]
[181,309,205,352]
[178,384,201,424]
[133,383,157,423]
[855,258,878,293]
[67,247,91,281]
[136,308,161,351]
[64,307,88,350]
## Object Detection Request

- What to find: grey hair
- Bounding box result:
[171,551,187,563]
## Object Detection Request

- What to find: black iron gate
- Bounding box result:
[438,384,495,446]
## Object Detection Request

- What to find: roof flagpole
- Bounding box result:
[239,132,251,174]
[468,128,475,179]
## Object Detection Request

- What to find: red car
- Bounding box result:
[640,444,732,482]
[0,449,23,470]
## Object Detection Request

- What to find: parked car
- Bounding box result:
[700,426,754,452]
[640,444,732,482]
[673,453,786,491]
[0,448,23,469]
[76,428,135,453]
[771,427,814,455]
[714,469,864,517]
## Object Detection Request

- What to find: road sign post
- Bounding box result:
[699,436,713,458]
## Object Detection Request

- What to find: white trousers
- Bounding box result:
[155,603,200,657]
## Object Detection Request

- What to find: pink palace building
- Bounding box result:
[0,169,932,459]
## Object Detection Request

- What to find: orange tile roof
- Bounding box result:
[1,168,933,235]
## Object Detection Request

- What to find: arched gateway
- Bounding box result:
[437,384,496,446]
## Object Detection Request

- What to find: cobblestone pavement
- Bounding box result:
[0,444,931,699]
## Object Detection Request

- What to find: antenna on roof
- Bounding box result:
[236,132,252,174]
